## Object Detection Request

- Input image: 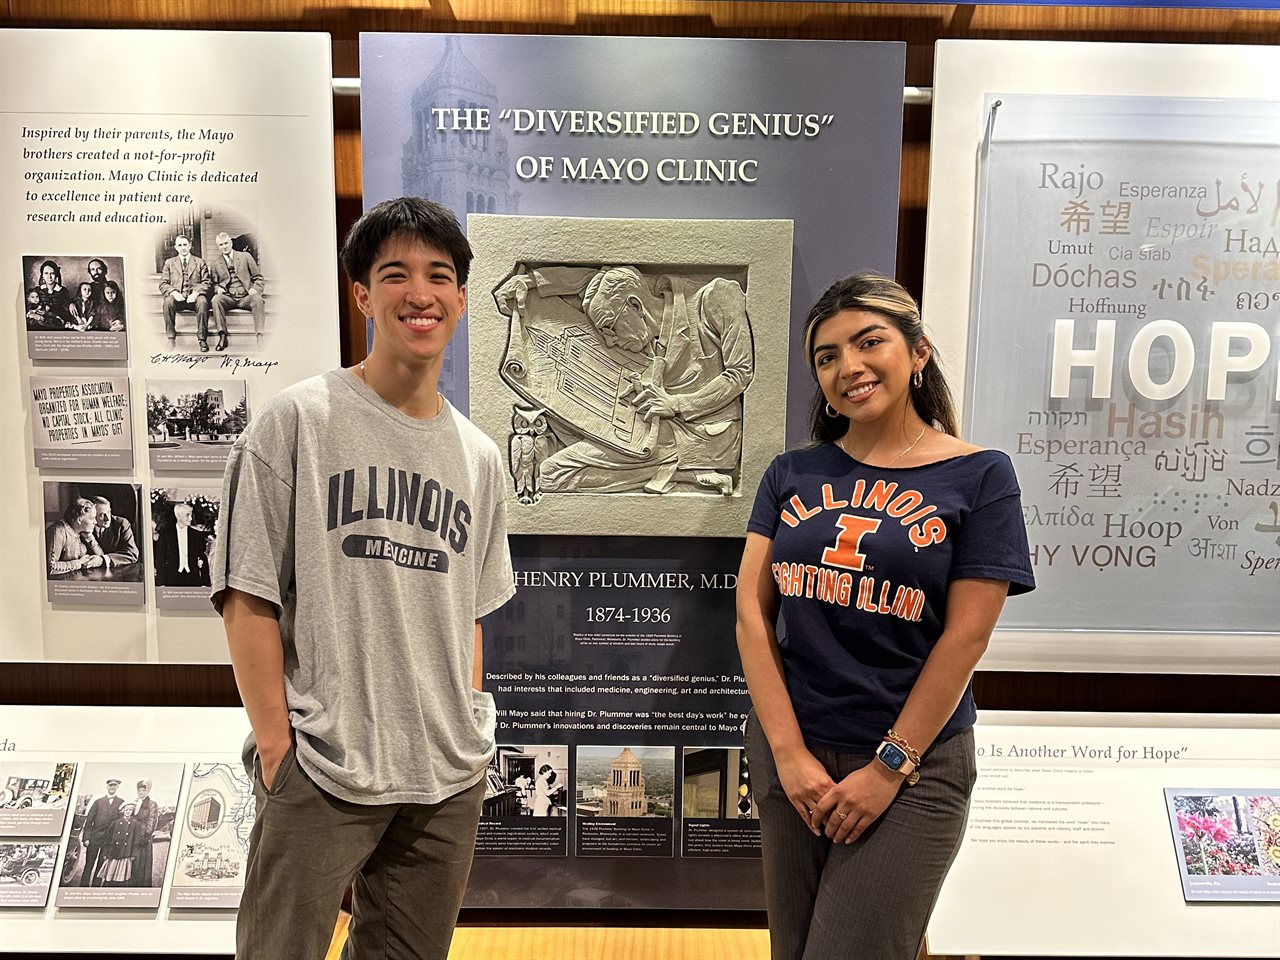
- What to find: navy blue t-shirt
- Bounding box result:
[747,444,1035,753]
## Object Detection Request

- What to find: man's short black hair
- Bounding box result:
[339,197,472,288]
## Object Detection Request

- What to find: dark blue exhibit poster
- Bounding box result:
[359,33,906,909]
[359,33,905,446]
[474,535,764,906]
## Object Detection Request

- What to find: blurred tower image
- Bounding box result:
[401,37,519,218]
[604,748,647,817]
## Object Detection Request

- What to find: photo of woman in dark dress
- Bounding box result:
[67,281,96,331]
[30,260,71,329]
[94,280,127,332]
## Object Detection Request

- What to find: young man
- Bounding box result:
[212,197,514,959]
[159,235,213,352]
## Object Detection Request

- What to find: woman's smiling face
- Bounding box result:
[811,309,927,427]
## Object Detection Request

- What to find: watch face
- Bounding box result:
[879,742,906,770]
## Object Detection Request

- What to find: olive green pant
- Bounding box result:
[237,744,484,960]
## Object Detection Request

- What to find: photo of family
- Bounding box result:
[22,254,128,360]
[42,481,145,606]
[56,762,184,908]
[154,207,268,354]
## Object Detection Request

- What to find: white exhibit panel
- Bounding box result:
[0,705,250,954]
[929,711,1280,958]
[924,41,1280,674]
[0,29,341,664]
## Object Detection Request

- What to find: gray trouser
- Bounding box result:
[237,743,485,960]
[212,290,265,333]
[745,711,975,960]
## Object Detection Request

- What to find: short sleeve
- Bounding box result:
[746,457,783,539]
[473,447,516,620]
[949,455,1036,595]
[210,441,296,615]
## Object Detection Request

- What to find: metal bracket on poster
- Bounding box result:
[923,40,1280,675]
[330,77,937,105]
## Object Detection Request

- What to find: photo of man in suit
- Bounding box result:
[89,496,140,573]
[210,232,266,352]
[79,777,123,886]
[159,235,213,352]
[154,501,212,587]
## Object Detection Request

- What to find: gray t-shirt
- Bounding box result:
[212,369,515,805]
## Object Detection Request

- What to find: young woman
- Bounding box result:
[737,275,1034,960]
[67,281,96,330]
[532,768,558,819]
[33,260,71,327]
[93,280,127,332]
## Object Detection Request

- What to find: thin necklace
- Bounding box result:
[357,361,443,416]
[839,423,928,468]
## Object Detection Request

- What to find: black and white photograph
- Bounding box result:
[146,378,249,471]
[22,254,128,360]
[0,762,77,837]
[168,761,255,908]
[680,746,761,860]
[151,487,219,610]
[155,206,269,355]
[484,745,569,818]
[29,375,133,470]
[0,843,61,908]
[474,745,571,859]
[42,481,145,606]
[56,761,184,908]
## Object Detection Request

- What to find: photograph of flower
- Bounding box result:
[1172,794,1261,877]
[1164,788,1280,902]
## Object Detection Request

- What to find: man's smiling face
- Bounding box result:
[355,235,465,371]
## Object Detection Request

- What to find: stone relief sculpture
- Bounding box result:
[492,264,755,502]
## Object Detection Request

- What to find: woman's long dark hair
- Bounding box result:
[802,274,958,444]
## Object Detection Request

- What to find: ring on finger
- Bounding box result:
[836,811,848,820]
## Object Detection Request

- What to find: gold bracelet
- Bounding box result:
[885,729,922,767]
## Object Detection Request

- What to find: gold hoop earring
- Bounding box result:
[913,370,923,389]
[825,402,839,418]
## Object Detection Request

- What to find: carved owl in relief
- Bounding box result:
[509,405,550,504]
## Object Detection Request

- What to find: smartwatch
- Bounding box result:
[875,740,917,780]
